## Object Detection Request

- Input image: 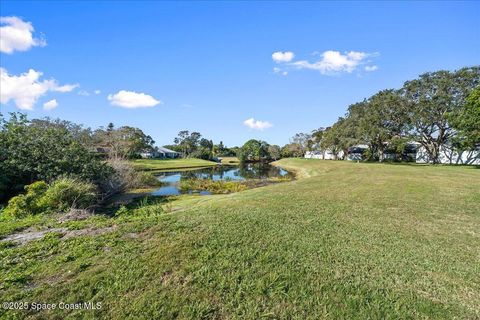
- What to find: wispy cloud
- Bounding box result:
[243,118,273,131]
[107,90,161,108]
[53,83,79,92]
[0,67,78,110]
[273,67,288,76]
[0,16,46,54]
[43,99,58,110]
[292,50,377,75]
[273,50,379,76]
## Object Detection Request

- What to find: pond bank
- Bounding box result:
[150,162,293,196]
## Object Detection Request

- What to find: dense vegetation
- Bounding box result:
[1,160,478,318]
[0,114,161,209]
[165,130,237,160]
[289,67,480,163]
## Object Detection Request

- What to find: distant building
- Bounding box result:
[304,143,422,162]
[305,150,344,160]
[346,144,369,161]
[140,146,181,159]
[416,145,480,165]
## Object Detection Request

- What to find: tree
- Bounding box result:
[0,113,111,202]
[319,125,343,160]
[309,128,326,150]
[290,132,311,154]
[449,86,480,150]
[350,90,409,161]
[93,125,155,159]
[281,143,304,158]
[238,139,269,162]
[268,145,281,161]
[402,67,480,163]
[173,130,202,157]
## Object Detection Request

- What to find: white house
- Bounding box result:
[346,144,369,161]
[416,145,480,165]
[140,147,181,159]
[305,150,344,160]
[304,143,422,162]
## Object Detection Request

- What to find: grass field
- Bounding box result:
[1,159,479,319]
[131,158,218,171]
[219,156,240,164]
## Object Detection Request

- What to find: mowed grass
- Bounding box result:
[131,158,217,171]
[1,159,479,319]
[219,156,240,164]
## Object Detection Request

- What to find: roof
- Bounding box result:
[158,146,180,154]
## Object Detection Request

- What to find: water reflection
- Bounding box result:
[151,163,292,196]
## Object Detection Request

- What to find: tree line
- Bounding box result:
[286,67,480,163]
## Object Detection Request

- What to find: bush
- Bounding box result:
[179,179,248,194]
[2,178,97,218]
[2,181,49,218]
[136,172,163,187]
[98,159,139,199]
[40,177,97,212]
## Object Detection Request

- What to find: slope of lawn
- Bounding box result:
[1,159,479,319]
[131,158,218,171]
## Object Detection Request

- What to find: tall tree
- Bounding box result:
[352,90,408,161]
[290,132,311,154]
[449,86,480,150]
[93,125,155,159]
[402,67,480,163]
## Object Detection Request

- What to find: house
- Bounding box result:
[346,144,369,161]
[416,144,480,165]
[305,143,421,162]
[304,150,344,160]
[157,146,181,158]
[140,147,181,159]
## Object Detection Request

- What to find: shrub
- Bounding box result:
[2,178,97,218]
[137,172,163,187]
[40,177,97,212]
[2,181,49,218]
[114,205,130,217]
[98,159,139,199]
[179,179,248,194]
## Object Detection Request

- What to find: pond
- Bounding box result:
[151,163,293,196]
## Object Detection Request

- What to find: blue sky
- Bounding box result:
[1,1,479,147]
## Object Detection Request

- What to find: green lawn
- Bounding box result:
[219,156,240,164]
[131,158,218,171]
[1,159,479,319]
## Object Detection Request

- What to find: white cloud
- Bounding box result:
[272,51,294,63]
[43,99,58,110]
[0,16,46,54]
[107,90,161,108]
[94,90,101,94]
[78,90,90,96]
[292,50,376,75]
[53,83,79,92]
[243,118,273,131]
[273,67,288,76]
[0,68,78,110]
[365,65,378,72]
